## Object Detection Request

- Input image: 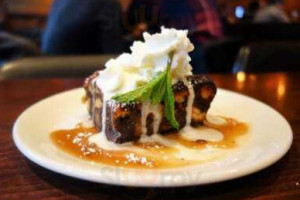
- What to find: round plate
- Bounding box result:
[13,88,293,187]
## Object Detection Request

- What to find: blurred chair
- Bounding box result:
[227,23,300,42]
[202,38,242,73]
[0,55,116,80]
[233,41,300,72]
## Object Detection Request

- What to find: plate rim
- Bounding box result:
[12,87,293,187]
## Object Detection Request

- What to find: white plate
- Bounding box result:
[13,88,293,187]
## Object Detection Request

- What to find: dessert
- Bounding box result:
[50,28,248,169]
[84,27,217,143]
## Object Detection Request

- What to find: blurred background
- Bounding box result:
[1,0,300,79]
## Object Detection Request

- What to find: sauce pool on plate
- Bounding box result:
[50,117,248,169]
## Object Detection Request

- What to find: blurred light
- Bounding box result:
[236,71,246,90]
[277,80,286,100]
[249,74,256,81]
[235,6,244,19]
[237,71,246,83]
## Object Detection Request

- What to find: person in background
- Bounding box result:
[124,0,160,34]
[121,0,224,73]
[160,0,223,42]
[254,0,290,23]
[42,0,224,73]
[243,1,260,22]
[120,0,160,52]
[159,0,224,73]
[42,0,123,55]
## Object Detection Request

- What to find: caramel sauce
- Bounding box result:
[206,118,249,149]
[51,118,248,169]
[165,118,248,149]
[81,95,87,103]
[165,134,208,149]
[51,125,186,168]
[133,141,178,154]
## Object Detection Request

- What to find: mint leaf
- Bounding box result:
[163,55,179,129]
[112,72,165,103]
[150,73,166,105]
[112,52,179,129]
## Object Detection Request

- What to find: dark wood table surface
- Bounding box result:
[1,72,300,200]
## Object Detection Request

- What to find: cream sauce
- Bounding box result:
[101,95,107,135]
[152,104,162,134]
[141,102,163,135]
[141,102,151,135]
[182,78,195,126]
[179,126,224,142]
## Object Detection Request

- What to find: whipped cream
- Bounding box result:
[96,27,194,98]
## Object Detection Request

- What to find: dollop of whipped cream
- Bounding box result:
[97,27,194,98]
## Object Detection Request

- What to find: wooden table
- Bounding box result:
[1,72,300,200]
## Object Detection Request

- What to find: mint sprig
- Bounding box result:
[112,53,179,129]
[163,58,179,129]
[112,71,166,103]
